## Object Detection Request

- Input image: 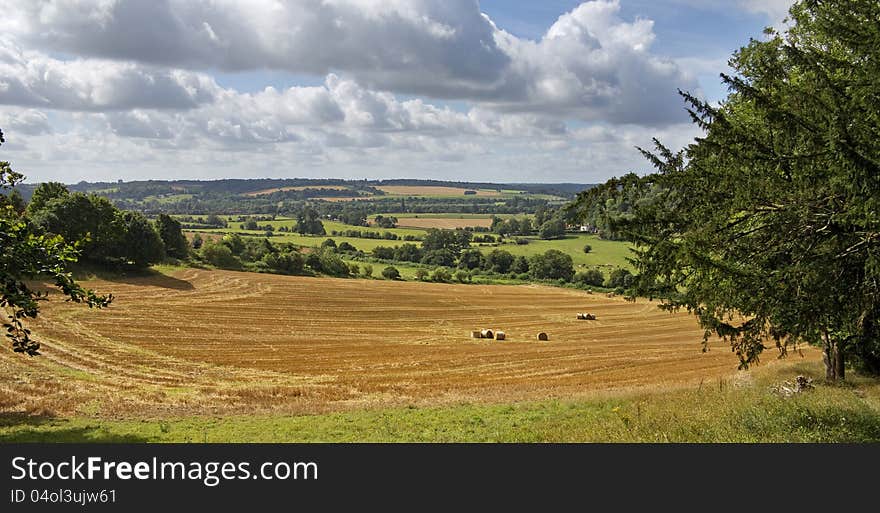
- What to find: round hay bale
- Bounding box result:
[495,331,506,341]
[537,332,549,341]
[481,329,494,339]
[471,330,483,339]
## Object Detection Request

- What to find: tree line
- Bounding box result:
[19,182,189,268]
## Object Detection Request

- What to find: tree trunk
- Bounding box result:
[823,344,834,380]
[822,329,840,381]
[834,343,845,381]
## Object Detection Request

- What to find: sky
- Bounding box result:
[0,0,794,184]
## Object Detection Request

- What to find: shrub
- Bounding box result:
[458,249,485,270]
[574,269,604,287]
[305,252,322,272]
[455,270,469,283]
[415,268,429,281]
[393,243,423,262]
[221,233,245,255]
[318,249,350,277]
[539,219,566,240]
[510,255,529,274]
[201,242,241,269]
[262,251,304,275]
[372,246,395,260]
[361,264,374,278]
[420,249,456,267]
[337,241,357,253]
[583,244,592,254]
[381,266,400,280]
[606,268,635,289]
[485,249,515,274]
[529,250,575,282]
[431,268,452,282]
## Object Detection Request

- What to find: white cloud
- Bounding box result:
[0,108,52,136]
[486,3,697,124]
[89,73,568,152]
[6,0,696,125]
[0,1,717,183]
[739,0,796,26]
[0,38,220,110]
[7,0,509,97]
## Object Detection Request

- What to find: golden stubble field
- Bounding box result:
[243,185,351,196]
[375,185,501,197]
[0,269,820,419]
[393,217,494,229]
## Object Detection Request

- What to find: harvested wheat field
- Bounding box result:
[0,269,819,419]
[243,185,350,196]
[376,185,501,197]
[395,217,494,229]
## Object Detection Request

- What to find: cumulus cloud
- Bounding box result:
[0,1,717,183]
[92,74,566,151]
[6,0,696,124]
[487,1,697,124]
[739,0,796,25]
[7,0,509,98]
[0,38,220,110]
[0,108,52,136]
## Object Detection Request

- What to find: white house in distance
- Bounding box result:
[579,225,597,233]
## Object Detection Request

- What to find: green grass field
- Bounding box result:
[182,214,634,271]
[189,229,408,254]
[322,220,426,238]
[481,235,634,270]
[195,218,427,239]
[341,258,424,280]
[3,361,877,442]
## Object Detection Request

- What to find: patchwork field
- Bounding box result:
[0,269,820,420]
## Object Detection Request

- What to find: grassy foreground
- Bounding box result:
[2,362,878,443]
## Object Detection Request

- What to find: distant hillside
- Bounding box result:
[10,178,596,216]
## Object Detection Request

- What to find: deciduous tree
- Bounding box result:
[1,128,111,355]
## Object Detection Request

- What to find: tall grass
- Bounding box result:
[2,362,877,443]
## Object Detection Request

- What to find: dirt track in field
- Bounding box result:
[0,269,819,418]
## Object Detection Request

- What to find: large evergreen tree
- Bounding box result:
[572,0,880,380]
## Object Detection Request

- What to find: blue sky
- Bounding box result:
[1,0,792,184]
